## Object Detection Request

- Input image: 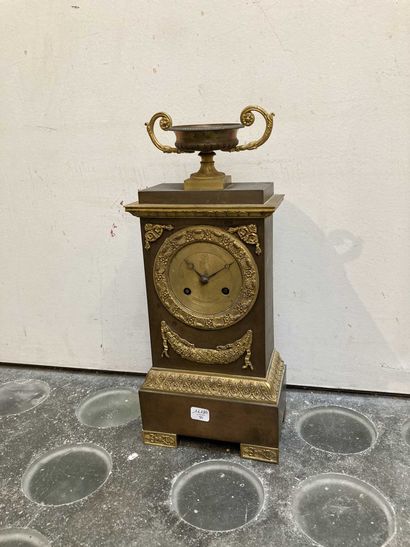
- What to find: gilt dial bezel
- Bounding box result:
[153,225,259,330]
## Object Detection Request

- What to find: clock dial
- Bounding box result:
[169,242,242,316]
[153,225,259,329]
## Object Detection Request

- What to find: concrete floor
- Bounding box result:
[0,364,408,546]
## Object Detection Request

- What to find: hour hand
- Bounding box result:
[184,259,203,278]
[185,259,210,285]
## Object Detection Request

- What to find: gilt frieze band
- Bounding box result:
[143,350,285,404]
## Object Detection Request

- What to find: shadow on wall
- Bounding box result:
[274,201,398,390]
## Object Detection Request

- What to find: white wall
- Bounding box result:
[0,1,409,393]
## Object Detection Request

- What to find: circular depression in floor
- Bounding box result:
[76,388,140,428]
[171,460,264,531]
[22,443,112,506]
[0,528,51,546]
[296,406,376,454]
[0,380,50,417]
[402,419,410,446]
[293,473,395,547]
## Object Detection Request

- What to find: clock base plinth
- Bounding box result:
[139,351,286,464]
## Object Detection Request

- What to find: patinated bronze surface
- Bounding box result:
[138,182,274,204]
[168,123,243,152]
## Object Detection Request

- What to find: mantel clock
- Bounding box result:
[125,105,286,463]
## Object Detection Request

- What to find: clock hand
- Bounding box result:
[208,261,234,280]
[184,259,202,277]
[184,259,209,284]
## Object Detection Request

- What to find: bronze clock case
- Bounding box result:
[153,225,259,330]
[125,182,286,464]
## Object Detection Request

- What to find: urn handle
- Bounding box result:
[233,105,275,152]
[145,112,180,154]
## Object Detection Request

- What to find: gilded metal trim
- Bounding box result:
[232,106,275,152]
[240,444,279,463]
[145,112,180,154]
[142,350,285,404]
[153,225,259,330]
[160,321,253,370]
[144,223,174,250]
[184,152,228,191]
[228,224,262,255]
[124,194,284,219]
[142,430,177,448]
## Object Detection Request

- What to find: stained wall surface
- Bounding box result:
[0,1,409,393]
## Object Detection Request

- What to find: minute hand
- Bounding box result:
[208,262,234,280]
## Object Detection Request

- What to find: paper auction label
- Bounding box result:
[190,406,210,422]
